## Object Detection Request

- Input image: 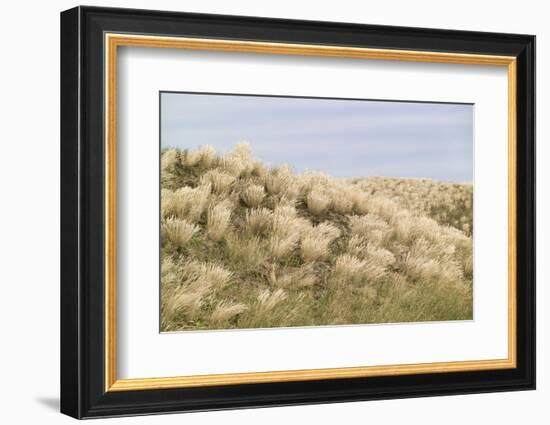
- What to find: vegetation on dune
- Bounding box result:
[160,143,473,332]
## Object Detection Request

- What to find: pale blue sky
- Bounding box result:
[161,92,473,182]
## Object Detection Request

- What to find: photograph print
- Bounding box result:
[160,92,474,332]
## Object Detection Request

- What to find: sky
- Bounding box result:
[160,92,473,182]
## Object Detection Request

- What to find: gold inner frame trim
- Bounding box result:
[104,33,518,392]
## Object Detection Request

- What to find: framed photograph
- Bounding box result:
[60,6,535,419]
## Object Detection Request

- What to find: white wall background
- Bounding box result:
[0,1,545,423]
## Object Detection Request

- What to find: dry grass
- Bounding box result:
[206,202,232,241]
[306,189,330,216]
[160,144,473,331]
[241,184,265,207]
[300,222,340,262]
[161,217,199,247]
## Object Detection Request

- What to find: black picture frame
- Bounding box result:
[60,5,535,419]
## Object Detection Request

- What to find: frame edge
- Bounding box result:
[516,34,536,391]
[60,6,83,420]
